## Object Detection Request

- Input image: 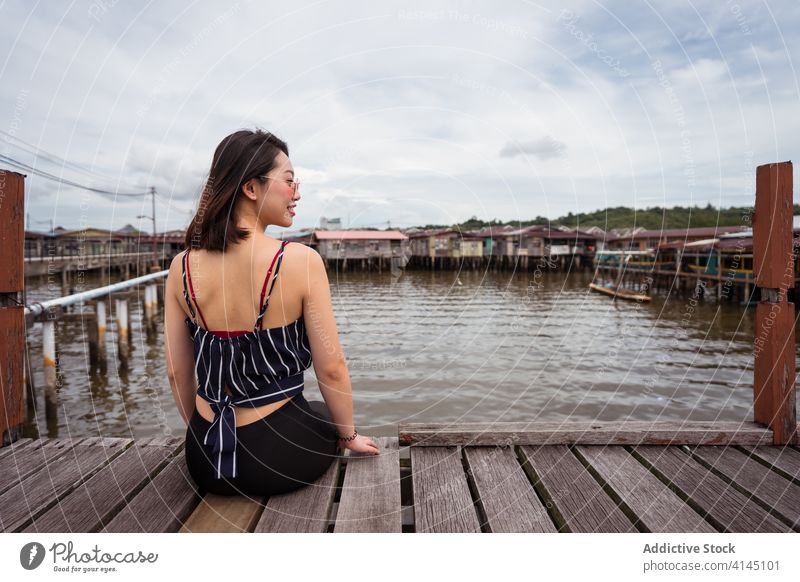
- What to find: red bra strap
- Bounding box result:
[255,241,289,330]
[185,249,210,329]
[259,241,289,309]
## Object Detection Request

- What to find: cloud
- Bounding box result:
[0,0,798,231]
[499,135,567,160]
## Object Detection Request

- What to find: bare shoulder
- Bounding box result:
[285,241,322,268]
[282,243,325,299]
[168,250,187,274]
[169,250,187,268]
[166,251,187,289]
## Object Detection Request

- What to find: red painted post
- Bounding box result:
[752,161,798,445]
[0,170,26,447]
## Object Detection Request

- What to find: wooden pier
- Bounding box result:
[1,422,798,533]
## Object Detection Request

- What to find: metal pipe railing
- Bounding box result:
[24,270,168,317]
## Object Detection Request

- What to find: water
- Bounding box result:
[22,267,792,440]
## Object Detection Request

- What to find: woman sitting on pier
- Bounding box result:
[163,128,379,497]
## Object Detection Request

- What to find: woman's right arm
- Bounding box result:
[303,249,379,454]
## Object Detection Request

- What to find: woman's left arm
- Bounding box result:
[164,253,197,425]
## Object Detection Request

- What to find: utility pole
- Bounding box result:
[138,187,158,270]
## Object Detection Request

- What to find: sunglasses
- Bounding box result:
[260,176,300,194]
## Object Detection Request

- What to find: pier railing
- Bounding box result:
[22,268,167,428]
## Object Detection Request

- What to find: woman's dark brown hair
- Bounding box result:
[184,128,288,252]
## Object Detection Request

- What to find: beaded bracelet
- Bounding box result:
[338,429,358,442]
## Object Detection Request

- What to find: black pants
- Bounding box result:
[185,393,341,497]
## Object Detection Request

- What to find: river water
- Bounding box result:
[23,267,788,440]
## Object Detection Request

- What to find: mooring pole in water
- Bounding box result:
[0,170,26,447]
[42,317,59,422]
[115,298,129,366]
[142,285,151,324]
[144,284,158,331]
[96,299,107,367]
[752,160,798,445]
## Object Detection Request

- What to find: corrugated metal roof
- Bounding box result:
[608,226,749,241]
[313,230,408,240]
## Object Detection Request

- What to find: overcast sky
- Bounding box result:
[1,0,798,233]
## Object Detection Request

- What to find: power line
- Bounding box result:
[0,129,128,185]
[0,153,149,197]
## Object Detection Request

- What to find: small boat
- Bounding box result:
[589,282,651,302]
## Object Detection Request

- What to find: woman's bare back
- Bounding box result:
[177,236,309,426]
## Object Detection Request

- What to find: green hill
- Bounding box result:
[416,204,800,232]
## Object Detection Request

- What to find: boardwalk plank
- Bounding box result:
[255,457,341,533]
[632,445,790,532]
[0,438,130,532]
[8,431,794,534]
[0,439,84,495]
[411,446,480,533]
[180,494,265,533]
[738,445,800,483]
[687,445,800,530]
[334,437,401,533]
[464,446,557,532]
[519,445,637,532]
[399,421,772,446]
[576,445,716,533]
[102,453,200,533]
[0,438,33,460]
[22,437,183,533]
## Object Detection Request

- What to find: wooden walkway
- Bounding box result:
[1,421,798,533]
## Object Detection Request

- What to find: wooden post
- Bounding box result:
[752,161,797,445]
[143,285,151,323]
[116,298,129,366]
[24,334,36,418]
[61,269,69,299]
[145,284,158,334]
[96,299,107,361]
[0,170,25,447]
[86,312,99,371]
[42,318,58,421]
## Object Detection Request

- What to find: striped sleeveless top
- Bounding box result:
[181,240,313,479]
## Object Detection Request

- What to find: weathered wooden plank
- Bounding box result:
[180,494,266,533]
[738,445,800,483]
[411,446,480,533]
[22,438,181,533]
[334,437,401,533]
[464,446,557,532]
[0,439,83,495]
[255,457,341,533]
[632,445,789,532]
[0,438,33,460]
[519,445,637,532]
[0,438,131,532]
[575,445,716,533]
[102,454,200,533]
[141,435,185,448]
[686,445,800,529]
[398,421,772,446]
